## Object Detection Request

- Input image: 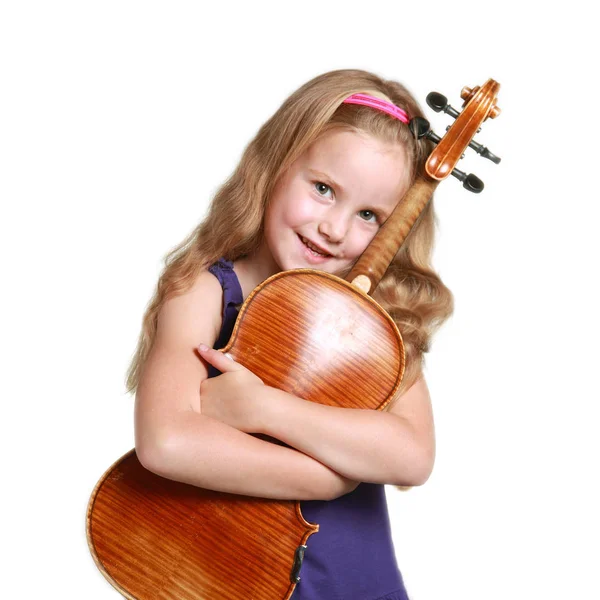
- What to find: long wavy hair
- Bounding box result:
[125,69,453,404]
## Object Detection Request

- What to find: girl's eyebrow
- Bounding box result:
[308,169,344,194]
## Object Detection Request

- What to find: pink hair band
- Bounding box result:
[342,93,409,124]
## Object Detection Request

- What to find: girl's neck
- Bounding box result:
[233,243,280,301]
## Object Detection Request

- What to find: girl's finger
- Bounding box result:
[198,345,239,371]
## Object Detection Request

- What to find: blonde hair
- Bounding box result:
[125,69,453,402]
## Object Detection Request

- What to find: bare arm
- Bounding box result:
[253,376,435,487]
[134,270,359,501]
[196,344,435,487]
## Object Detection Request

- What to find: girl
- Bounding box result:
[127,69,453,599]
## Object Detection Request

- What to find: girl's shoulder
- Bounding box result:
[156,266,224,351]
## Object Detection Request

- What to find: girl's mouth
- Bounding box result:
[297,234,332,262]
[299,234,330,255]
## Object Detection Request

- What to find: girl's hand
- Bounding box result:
[197,344,265,433]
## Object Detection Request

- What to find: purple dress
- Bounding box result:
[208,258,409,600]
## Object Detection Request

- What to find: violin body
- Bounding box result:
[87,270,404,599]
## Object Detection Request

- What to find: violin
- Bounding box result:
[87,79,501,599]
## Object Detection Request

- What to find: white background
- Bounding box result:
[2,1,599,599]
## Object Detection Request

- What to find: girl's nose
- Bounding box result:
[318,213,349,243]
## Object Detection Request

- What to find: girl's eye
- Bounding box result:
[359,209,379,224]
[314,182,333,197]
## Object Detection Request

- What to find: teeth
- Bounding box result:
[301,236,328,256]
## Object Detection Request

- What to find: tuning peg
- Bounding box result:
[426,92,460,119]
[466,139,501,164]
[408,117,441,144]
[409,116,431,140]
[444,124,500,164]
[451,168,484,193]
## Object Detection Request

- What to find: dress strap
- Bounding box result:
[207,258,244,376]
[208,258,244,318]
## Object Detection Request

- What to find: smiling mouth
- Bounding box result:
[298,234,333,257]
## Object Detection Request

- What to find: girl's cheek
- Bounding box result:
[287,196,319,223]
[349,231,376,257]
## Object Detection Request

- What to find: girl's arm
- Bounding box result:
[200,348,435,487]
[134,271,359,501]
[137,400,359,500]
[256,377,435,487]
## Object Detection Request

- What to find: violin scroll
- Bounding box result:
[461,86,501,119]
[412,78,502,192]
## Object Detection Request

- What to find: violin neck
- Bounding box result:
[345,177,438,296]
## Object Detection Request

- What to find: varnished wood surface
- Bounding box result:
[88,451,318,600]
[224,270,405,410]
[88,270,404,599]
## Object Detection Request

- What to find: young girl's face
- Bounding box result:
[262,128,410,276]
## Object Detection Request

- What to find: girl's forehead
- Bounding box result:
[306,129,406,169]
[300,129,410,203]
